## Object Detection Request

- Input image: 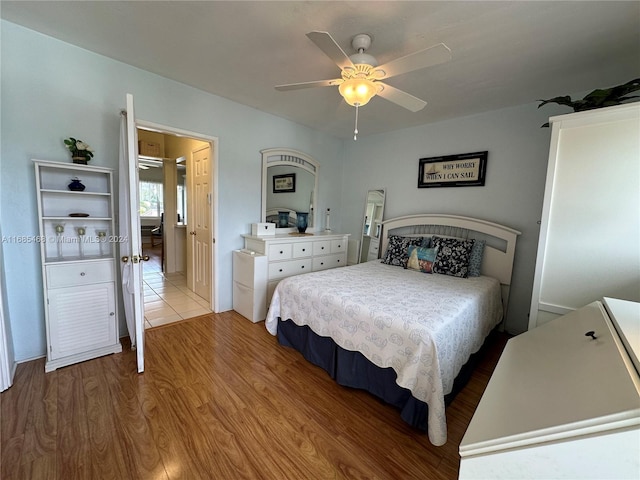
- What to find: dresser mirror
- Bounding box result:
[261,148,319,233]
[358,189,385,263]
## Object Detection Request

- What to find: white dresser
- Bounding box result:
[237,232,349,320]
[459,298,640,479]
[232,250,268,323]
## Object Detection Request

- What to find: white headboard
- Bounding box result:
[381,214,521,316]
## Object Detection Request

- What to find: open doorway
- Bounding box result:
[136,126,217,328]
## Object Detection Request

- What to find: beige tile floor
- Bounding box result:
[142,243,211,329]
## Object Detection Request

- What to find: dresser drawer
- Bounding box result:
[293,242,312,258]
[233,250,267,289]
[313,240,332,255]
[233,281,266,323]
[313,253,346,271]
[268,243,292,260]
[47,261,114,288]
[269,259,312,280]
[331,238,347,253]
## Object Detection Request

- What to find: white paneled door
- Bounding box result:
[122,93,145,373]
[192,146,212,301]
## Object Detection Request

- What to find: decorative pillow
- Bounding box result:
[381,235,424,267]
[468,239,486,277]
[406,246,438,273]
[431,236,474,278]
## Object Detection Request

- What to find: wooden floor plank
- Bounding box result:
[21,358,57,466]
[55,366,92,480]
[0,311,507,479]
[101,354,169,480]
[80,360,131,480]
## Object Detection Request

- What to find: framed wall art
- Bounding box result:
[273,173,296,193]
[418,151,488,188]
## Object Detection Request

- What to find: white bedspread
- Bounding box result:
[265,260,503,446]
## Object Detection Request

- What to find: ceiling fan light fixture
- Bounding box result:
[338,78,377,107]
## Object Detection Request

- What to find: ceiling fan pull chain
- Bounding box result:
[353,104,359,141]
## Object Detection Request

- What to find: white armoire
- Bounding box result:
[529,103,640,329]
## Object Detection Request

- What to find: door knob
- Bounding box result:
[141,255,150,261]
[121,256,129,263]
[190,231,196,235]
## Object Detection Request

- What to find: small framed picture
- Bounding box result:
[273,173,296,193]
[418,151,488,188]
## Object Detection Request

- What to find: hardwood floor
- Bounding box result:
[1,311,508,479]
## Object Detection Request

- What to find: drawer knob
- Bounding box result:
[320,262,324,265]
[301,266,305,269]
[279,250,283,254]
[302,248,306,252]
[279,269,283,272]
[585,331,597,340]
[321,246,325,250]
[80,272,86,276]
[110,312,115,316]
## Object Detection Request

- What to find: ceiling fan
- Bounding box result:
[276,31,451,137]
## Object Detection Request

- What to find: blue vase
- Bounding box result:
[296,212,309,233]
[68,178,86,191]
[278,211,289,228]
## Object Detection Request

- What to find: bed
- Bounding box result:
[265,214,520,446]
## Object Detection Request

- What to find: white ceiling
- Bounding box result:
[2,1,639,139]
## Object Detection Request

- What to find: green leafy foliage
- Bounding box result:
[64,137,94,161]
[538,78,640,127]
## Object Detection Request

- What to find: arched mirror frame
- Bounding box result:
[261,148,319,233]
[358,188,386,263]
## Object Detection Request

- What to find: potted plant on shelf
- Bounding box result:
[64,137,94,164]
[537,78,640,127]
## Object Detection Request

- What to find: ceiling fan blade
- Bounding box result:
[376,83,427,112]
[375,43,451,79]
[306,31,355,70]
[275,78,343,91]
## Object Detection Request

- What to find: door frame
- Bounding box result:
[0,241,15,392]
[136,119,219,312]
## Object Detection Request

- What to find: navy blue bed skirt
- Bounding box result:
[277,318,491,431]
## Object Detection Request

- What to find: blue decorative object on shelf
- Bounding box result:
[68,177,86,191]
[278,211,289,228]
[296,212,309,233]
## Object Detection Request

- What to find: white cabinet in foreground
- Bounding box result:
[459,298,640,479]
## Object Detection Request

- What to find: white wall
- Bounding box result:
[340,103,565,334]
[0,21,344,362]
